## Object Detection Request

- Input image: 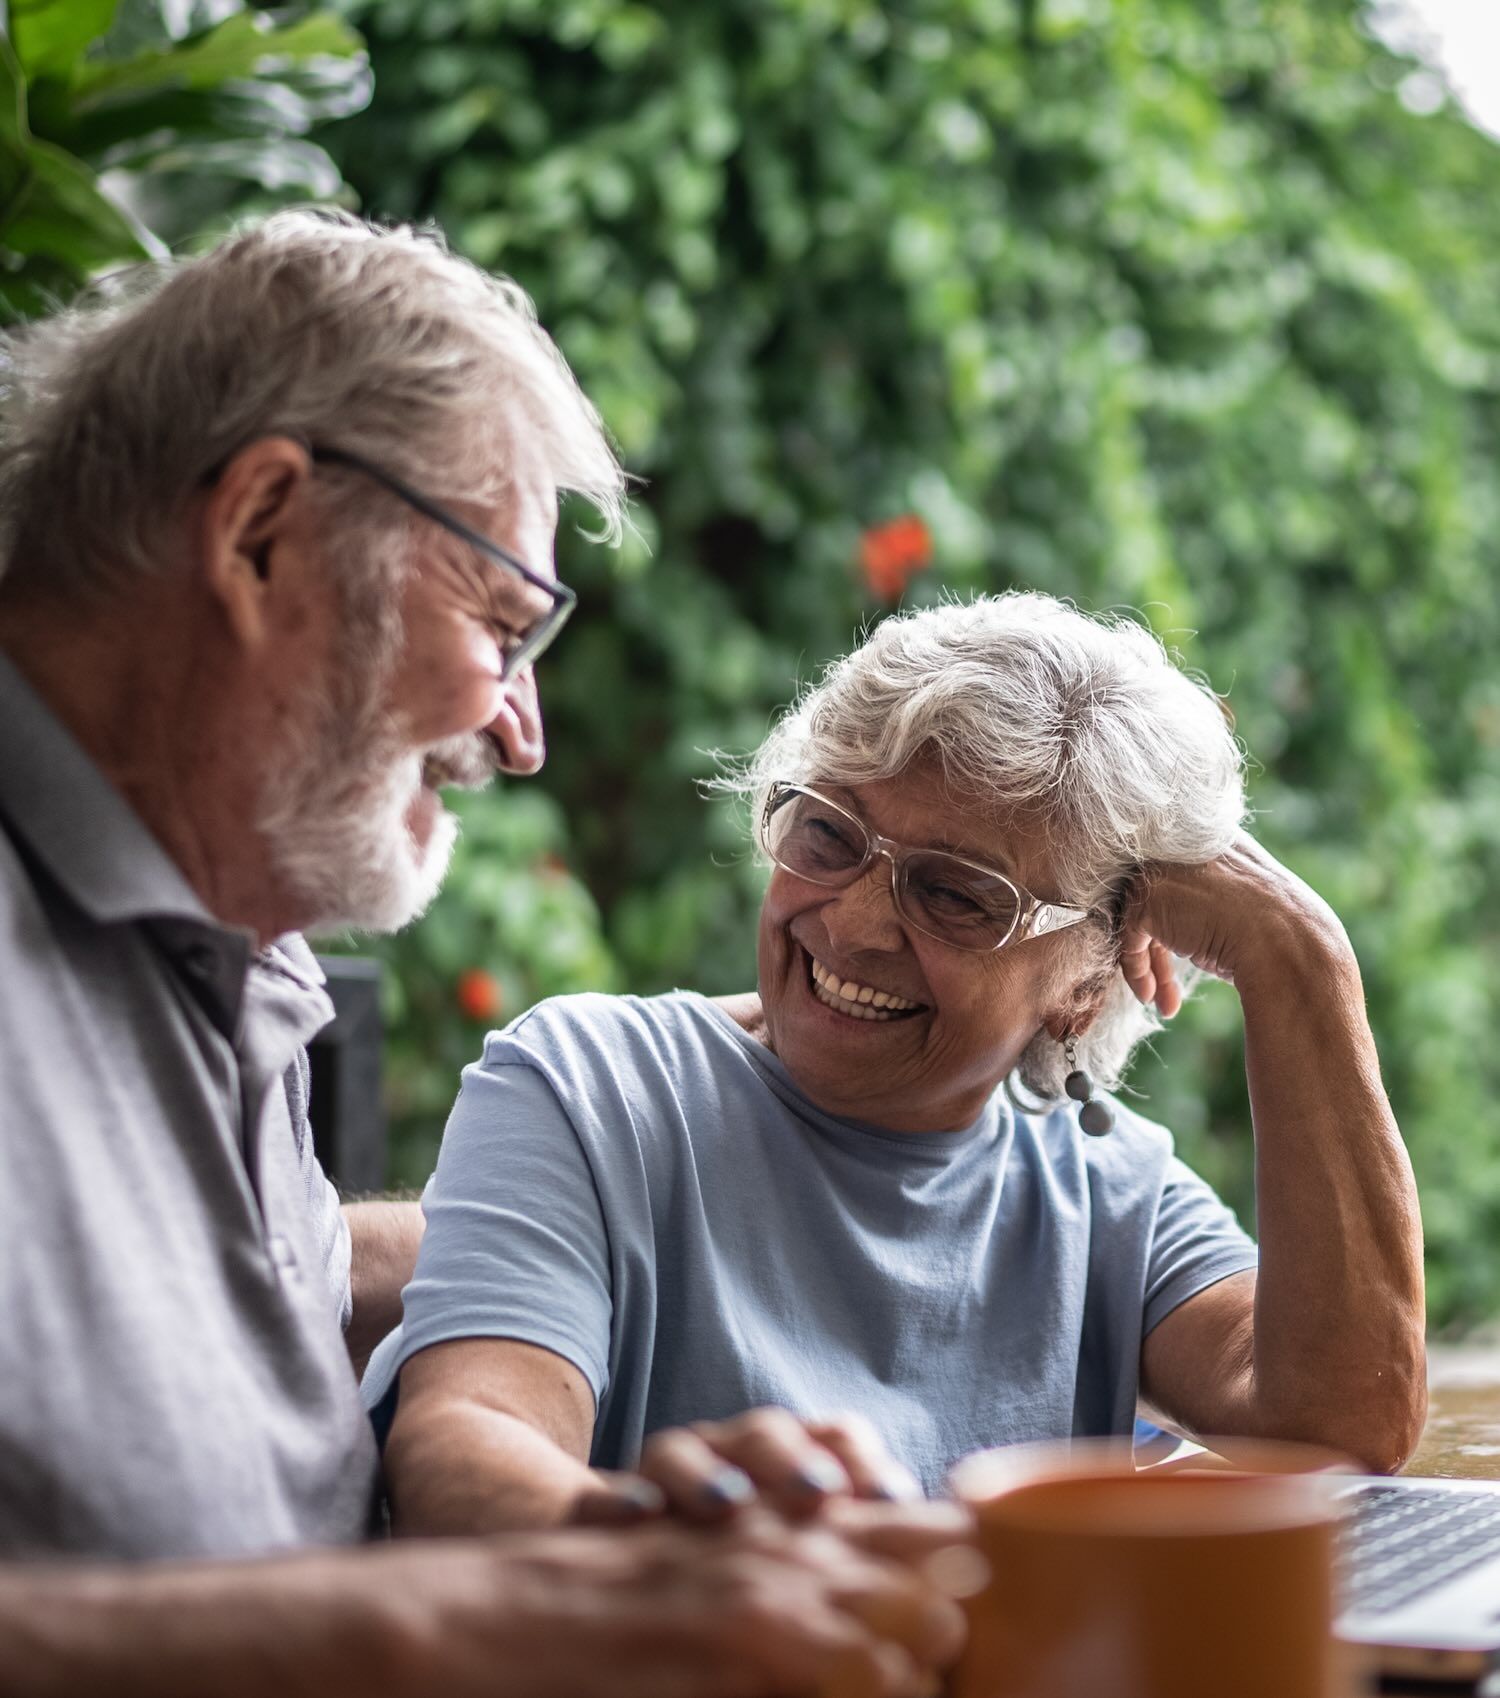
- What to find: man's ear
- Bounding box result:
[197,437,314,649]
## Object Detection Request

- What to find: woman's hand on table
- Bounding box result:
[1115,830,1355,1017]
[576,1408,922,1527]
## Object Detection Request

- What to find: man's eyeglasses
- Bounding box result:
[758,782,1100,954]
[312,445,576,680]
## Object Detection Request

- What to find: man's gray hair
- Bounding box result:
[0,208,626,597]
[728,592,1248,1101]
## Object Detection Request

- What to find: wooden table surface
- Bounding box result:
[1404,1345,1500,1481]
[1357,1347,1500,1694]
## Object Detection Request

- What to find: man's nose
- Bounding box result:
[487,666,546,776]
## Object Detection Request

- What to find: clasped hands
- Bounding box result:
[577,1406,928,1528]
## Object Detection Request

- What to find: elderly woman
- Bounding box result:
[364,594,1425,1533]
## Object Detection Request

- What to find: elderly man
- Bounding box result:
[0,210,964,1696]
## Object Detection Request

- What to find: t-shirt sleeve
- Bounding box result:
[391,1051,614,1402]
[1141,1156,1258,1337]
[283,1048,354,1331]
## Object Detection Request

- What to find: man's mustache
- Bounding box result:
[420,733,505,790]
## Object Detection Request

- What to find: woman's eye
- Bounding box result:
[799,814,861,862]
[919,879,986,915]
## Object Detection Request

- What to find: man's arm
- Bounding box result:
[0,1515,969,1698]
[343,1198,425,1376]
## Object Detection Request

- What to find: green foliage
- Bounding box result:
[326,0,1500,1329]
[0,0,370,317]
[362,788,621,1188]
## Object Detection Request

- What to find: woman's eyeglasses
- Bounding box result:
[758,782,1099,953]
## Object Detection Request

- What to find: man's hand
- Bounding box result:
[1,1508,978,1698]
[477,1508,974,1698]
[627,1408,922,1525]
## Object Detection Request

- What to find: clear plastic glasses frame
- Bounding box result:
[759,781,1098,953]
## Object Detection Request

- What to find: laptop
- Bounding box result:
[1134,1426,1500,1683]
[1337,1475,1500,1682]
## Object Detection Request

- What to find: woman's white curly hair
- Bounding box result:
[720,592,1247,1102]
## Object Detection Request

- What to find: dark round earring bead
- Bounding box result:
[1079,1098,1115,1137]
[1064,1069,1093,1103]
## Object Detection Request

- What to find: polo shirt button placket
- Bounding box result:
[267,1235,301,1288]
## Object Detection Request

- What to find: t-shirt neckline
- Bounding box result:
[687,991,1003,1156]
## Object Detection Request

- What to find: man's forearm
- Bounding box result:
[0,1549,409,1698]
[344,1199,425,1375]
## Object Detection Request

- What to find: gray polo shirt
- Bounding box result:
[0,648,378,1560]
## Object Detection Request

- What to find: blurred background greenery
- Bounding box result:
[6,0,1500,1328]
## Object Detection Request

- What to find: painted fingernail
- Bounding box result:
[701,1468,755,1506]
[869,1478,915,1503]
[796,1458,848,1494]
[617,1479,665,1515]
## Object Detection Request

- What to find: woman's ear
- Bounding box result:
[1043,966,1115,1044]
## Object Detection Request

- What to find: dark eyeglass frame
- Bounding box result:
[312,445,576,680]
[759,781,1099,954]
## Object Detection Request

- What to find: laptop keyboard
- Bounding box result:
[1339,1484,1500,1615]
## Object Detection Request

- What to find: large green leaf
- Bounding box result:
[0,32,159,279]
[115,133,347,196]
[7,0,119,82]
[70,11,367,108]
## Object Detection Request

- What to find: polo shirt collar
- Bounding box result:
[0,646,258,1031]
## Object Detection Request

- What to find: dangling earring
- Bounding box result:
[1064,1036,1114,1137]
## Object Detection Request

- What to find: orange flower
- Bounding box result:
[859,514,933,602]
[456,967,504,1024]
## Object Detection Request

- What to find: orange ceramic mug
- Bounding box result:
[948,1439,1359,1698]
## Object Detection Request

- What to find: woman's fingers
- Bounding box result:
[694,1407,854,1517]
[1118,924,1157,1006]
[569,1470,666,1527]
[1119,918,1183,1018]
[637,1426,759,1522]
[1148,939,1182,1017]
[806,1414,923,1503]
[639,1409,921,1524]
[640,1408,902,1522]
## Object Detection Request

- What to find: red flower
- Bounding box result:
[859,515,932,603]
[456,968,504,1024]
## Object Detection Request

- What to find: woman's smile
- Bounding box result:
[804,950,926,1022]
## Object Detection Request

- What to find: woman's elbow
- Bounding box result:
[1306,1353,1428,1476]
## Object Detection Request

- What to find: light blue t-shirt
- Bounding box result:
[364,992,1257,1493]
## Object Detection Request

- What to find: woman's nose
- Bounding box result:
[819,854,906,953]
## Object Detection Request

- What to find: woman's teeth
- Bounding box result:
[809,956,921,1021]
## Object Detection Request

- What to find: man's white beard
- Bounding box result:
[265,746,459,936]
[256,668,489,936]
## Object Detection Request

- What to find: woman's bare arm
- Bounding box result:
[1132,836,1426,1473]
[384,1338,607,1534]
